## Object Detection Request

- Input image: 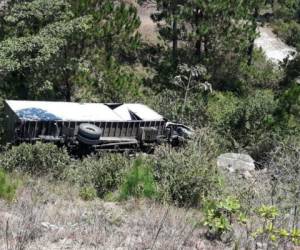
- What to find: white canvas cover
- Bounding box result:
[114,104,163,121]
[5,100,164,121]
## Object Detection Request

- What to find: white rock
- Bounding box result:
[217,153,255,172]
[242,171,253,180]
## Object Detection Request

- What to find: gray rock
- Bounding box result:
[242,170,253,180]
[217,153,255,172]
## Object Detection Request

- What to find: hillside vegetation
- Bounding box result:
[0,0,299,249]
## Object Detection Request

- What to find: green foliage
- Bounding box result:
[153,128,222,206]
[65,154,129,198]
[273,19,300,48]
[145,88,209,128]
[74,53,141,102]
[238,49,283,90]
[172,63,211,116]
[276,56,300,133]
[0,0,93,100]
[291,228,300,245]
[0,143,70,177]
[203,197,246,239]
[252,204,300,246]
[208,90,277,151]
[267,137,300,228]
[0,169,19,202]
[79,185,97,201]
[119,158,156,200]
[0,0,141,101]
[207,92,240,130]
[272,0,300,48]
[3,0,73,37]
[257,205,279,220]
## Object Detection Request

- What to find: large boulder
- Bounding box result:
[217,153,255,173]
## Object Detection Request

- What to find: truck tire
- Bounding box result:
[77,134,101,145]
[78,123,102,140]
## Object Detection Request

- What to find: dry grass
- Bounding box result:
[0,178,225,250]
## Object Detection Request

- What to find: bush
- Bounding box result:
[252,205,300,247]
[79,186,97,201]
[0,143,71,178]
[153,128,222,207]
[273,19,300,48]
[144,89,209,128]
[267,137,300,226]
[238,49,283,90]
[0,169,19,201]
[66,153,130,198]
[203,196,246,240]
[208,90,277,155]
[119,158,156,200]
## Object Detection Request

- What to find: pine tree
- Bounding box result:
[139,0,187,65]
[0,0,91,100]
[0,0,141,101]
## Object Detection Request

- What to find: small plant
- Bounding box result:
[291,228,300,245]
[119,158,156,200]
[253,205,300,247]
[257,205,279,220]
[79,186,97,201]
[0,169,19,201]
[203,196,246,240]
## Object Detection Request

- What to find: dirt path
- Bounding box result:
[254,26,297,64]
[137,3,158,44]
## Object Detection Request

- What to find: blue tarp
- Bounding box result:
[16,108,62,121]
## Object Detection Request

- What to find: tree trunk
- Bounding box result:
[194,8,202,59]
[172,17,178,65]
[195,39,202,57]
[65,77,71,102]
[247,8,259,66]
[204,36,209,55]
[63,47,71,102]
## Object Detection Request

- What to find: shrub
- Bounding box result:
[207,91,240,131]
[252,205,300,247]
[203,196,246,240]
[144,89,209,128]
[0,169,19,201]
[267,137,300,227]
[238,49,283,90]
[276,82,300,134]
[79,186,97,201]
[65,153,130,198]
[0,143,71,178]
[119,158,156,200]
[153,128,222,207]
[273,19,300,48]
[208,90,277,156]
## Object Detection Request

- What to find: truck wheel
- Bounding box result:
[77,134,100,145]
[78,123,102,139]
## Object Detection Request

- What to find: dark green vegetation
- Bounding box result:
[0,0,299,248]
[272,0,300,50]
